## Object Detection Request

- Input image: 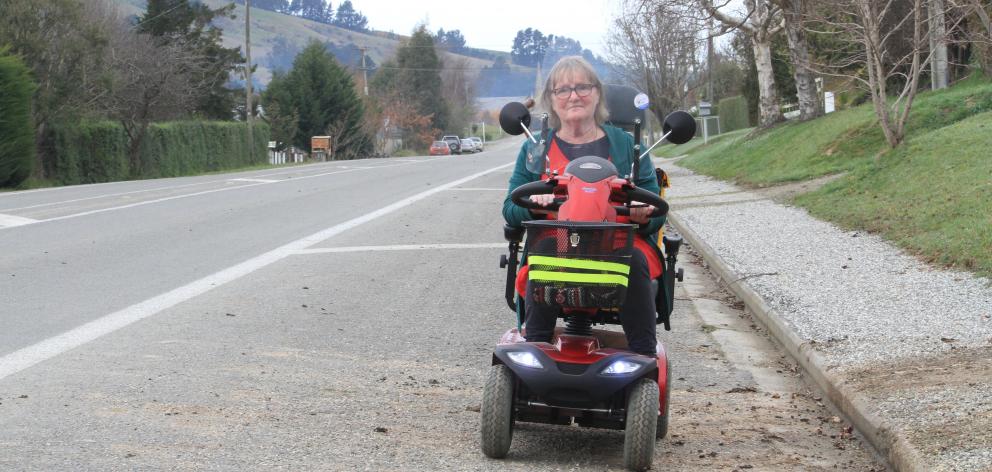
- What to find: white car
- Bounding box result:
[460,138,478,153]
[469,137,484,151]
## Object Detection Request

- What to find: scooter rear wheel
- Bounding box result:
[480,364,515,458]
[624,378,659,471]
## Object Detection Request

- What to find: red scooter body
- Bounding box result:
[492,156,670,433]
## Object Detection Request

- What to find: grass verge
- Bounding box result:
[671,78,992,278]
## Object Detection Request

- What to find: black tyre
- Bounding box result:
[480,364,515,458]
[624,378,659,471]
[657,358,671,439]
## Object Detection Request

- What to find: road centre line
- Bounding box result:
[229,178,279,183]
[0,180,223,212]
[0,159,435,229]
[291,243,505,254]
[0,160,515,381]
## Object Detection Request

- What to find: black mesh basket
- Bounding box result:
[523,221,635,309]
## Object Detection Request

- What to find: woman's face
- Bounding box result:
[551,71,599,126]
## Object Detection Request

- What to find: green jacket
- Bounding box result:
[502,124,666,247]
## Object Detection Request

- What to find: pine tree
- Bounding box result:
[263,41,369,157]
[395,26,449,133]
[334,0,368,31]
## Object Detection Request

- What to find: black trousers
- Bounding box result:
[523,249,658,356]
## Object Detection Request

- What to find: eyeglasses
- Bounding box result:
[552,83,596,99]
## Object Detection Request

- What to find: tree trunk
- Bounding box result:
[929,0,948,89]
[753,38,783,127]
[782,0,819,121]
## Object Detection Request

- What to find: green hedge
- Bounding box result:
[51,121,129,185]
[137,121,270,178]
[51,121,269,185]
[0,49,36,188]
[718,96,751,133]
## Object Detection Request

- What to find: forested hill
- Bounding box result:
[110,0,544,96]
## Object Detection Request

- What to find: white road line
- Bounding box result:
[446,188,506,191]
[0,213,39,227]
[0,180,223,213]
[291,243,505,254]
[0,160,515,381]
[4,160,435,229]
[229,178,279,183]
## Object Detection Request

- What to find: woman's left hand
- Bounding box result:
[629,205,655,224]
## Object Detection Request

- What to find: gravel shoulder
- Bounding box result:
[661,157,992,471]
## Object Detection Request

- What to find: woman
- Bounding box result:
[502,56,665,356]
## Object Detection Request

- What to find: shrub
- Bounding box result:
[0,49,36,187]
[718,96,751,133]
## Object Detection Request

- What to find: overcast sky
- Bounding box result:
[352,0,621,57]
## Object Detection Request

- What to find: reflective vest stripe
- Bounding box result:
[527,255,630,275]
[528,270,629,287]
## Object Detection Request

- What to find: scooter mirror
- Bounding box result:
[499,102,532,136]
[663,111,696,145]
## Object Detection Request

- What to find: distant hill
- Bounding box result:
[110,0,539,95]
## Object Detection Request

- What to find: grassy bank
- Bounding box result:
[673,78,992,278]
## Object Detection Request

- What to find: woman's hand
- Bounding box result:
[628,204,656,224]
[529,194,556,215]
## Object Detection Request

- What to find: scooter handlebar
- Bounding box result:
[510,179,669,218]
[616,186,669,218]
[510,179,561,211]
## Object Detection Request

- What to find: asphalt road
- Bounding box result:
[0,140,884,470]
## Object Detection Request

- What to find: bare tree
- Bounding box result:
[772,0,821,120]
[100,17,209,169]
[698,0,786,127]
[440,56,477,135]
[807,0,969,148]
[609,1,702,124]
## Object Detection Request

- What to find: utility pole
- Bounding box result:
[245,0,254,159]
[359,46,369,96]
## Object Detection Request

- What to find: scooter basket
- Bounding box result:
[523,221,635,309]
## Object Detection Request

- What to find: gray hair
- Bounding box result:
[540,56,609,129]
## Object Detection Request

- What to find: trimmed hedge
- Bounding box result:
[718,96,751,133]
[0,49,36,188]
[51,121,129,185]
[51,121,269,185]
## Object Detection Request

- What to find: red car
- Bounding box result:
[429,141,452,156]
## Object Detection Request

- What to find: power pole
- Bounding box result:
[245,0,254,159]
[359,46,369,96]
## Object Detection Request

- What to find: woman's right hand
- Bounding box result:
[529,194,556,215]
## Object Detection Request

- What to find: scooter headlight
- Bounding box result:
[507,351,544,369]
[601,359,641,375]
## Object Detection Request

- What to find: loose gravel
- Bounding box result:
[661,159,992,471]
[663,163,992,369]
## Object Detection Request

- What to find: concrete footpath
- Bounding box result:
[658,158,992,472]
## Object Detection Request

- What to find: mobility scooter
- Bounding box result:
[481,86,696,471]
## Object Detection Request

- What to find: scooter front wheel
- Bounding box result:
[480,364,515,458]
[624,378,659,471]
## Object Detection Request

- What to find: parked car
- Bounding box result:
[469,136,484,152]
[461,138,478,153]
[441,135,462,154]
[429,141,452,156]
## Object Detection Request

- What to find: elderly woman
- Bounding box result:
[502,56,665,357]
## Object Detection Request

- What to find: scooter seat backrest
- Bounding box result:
[603,84,646,131]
